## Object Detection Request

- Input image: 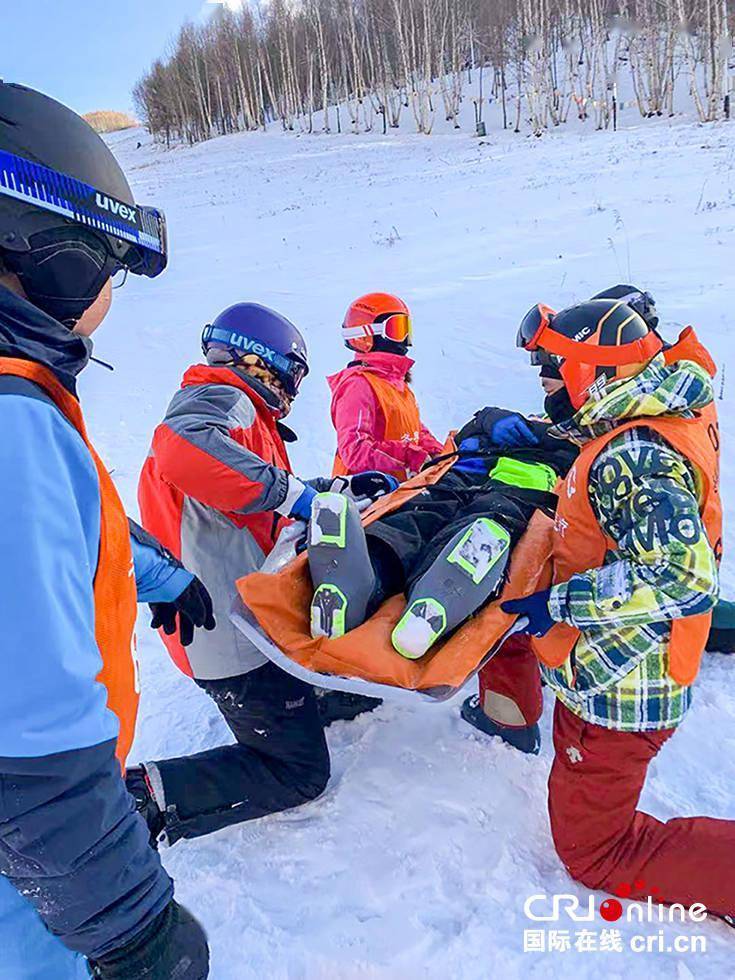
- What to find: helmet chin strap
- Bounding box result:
[90,354,114,371]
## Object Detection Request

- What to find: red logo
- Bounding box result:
[599,880,662,921]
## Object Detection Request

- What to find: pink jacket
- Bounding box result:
[328,351,443,476]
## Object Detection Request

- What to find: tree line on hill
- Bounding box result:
[133,0,733,145]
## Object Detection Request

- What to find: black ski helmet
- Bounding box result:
[517,298,663,410]
[0,83,167,326]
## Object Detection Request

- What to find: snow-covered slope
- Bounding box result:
[90,119,735,979]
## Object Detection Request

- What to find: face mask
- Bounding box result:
[544,385,576,424]
[7,227,117,327]
[372,336,410,357]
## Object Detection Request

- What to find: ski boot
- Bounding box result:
[315,688,383,726]
[460,695,541,755]
[126,765,167,847]
[392,517,511,660]
[706,598,735,654]
[308,492,377,639]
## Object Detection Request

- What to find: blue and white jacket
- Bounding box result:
[0,286,190,973]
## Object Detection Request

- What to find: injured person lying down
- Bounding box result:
[307,407,578,660]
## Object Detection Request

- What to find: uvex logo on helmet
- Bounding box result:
[95,192,138,224]
[226,333,279,361]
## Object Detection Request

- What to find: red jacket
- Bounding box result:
[139,364,299,679]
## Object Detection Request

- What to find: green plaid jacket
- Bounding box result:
[542,356,719,732]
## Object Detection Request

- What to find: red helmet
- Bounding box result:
[342,292,412,353]
[517,299,663,410]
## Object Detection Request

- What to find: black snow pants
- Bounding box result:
[151,663,330,843]
[365,470,553,596]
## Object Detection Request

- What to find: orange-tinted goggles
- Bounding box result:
[381,312,412,343]
[343,312,413,346]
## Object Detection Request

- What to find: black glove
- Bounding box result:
[150,576,216,647]
[88,899,209,979]
[331,471,400,500]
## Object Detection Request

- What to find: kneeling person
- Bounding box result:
[133,304,337,845]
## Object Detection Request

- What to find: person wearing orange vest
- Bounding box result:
[464,283,734,755]
[503,297,735,918]
[0,84,212,979]
[329,292,443,482]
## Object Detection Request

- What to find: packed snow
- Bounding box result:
[391,600,444,659]
[86,114,735,979]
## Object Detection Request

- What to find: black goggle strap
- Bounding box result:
[0,149,167,277]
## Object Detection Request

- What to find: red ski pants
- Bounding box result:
[480,645,735,915]
[548,700,735,917]
[477,633,543,728]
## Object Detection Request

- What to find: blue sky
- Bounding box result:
[3,0,227,116]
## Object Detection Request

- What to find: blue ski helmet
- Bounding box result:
[201,302,309,397]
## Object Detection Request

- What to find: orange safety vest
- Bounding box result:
[0,358,139,767]
[664,326,720,441]
[333,370,422,480]
[533,336,722,687]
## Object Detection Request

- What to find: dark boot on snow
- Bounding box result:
[460,695,540,755]
[706,599,735,653]
[88,899,209,979]
[125,765,167,847]
[315,688,383,726]
[392,517,511,660]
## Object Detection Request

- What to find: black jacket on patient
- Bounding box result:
[364,411,578,601]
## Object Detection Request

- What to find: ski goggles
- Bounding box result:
[342,312,413,346]
[516,304,558,354]
[0,149,168,279]
[517,302,661,367]
[202,325,309,396]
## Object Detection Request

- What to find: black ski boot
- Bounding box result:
[460,695,541,755]
[125,765,166,847]
[706,599,735,653]
[315,689,382,726]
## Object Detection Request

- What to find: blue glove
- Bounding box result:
[290,485,318,521]
[454,436,490,474]
[492,414,540,449]
[501,589,554,637]
[455,407,540,451]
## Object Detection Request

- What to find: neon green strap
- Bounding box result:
[488,457,557,492]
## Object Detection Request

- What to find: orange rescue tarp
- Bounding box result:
[236,456,554,692]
